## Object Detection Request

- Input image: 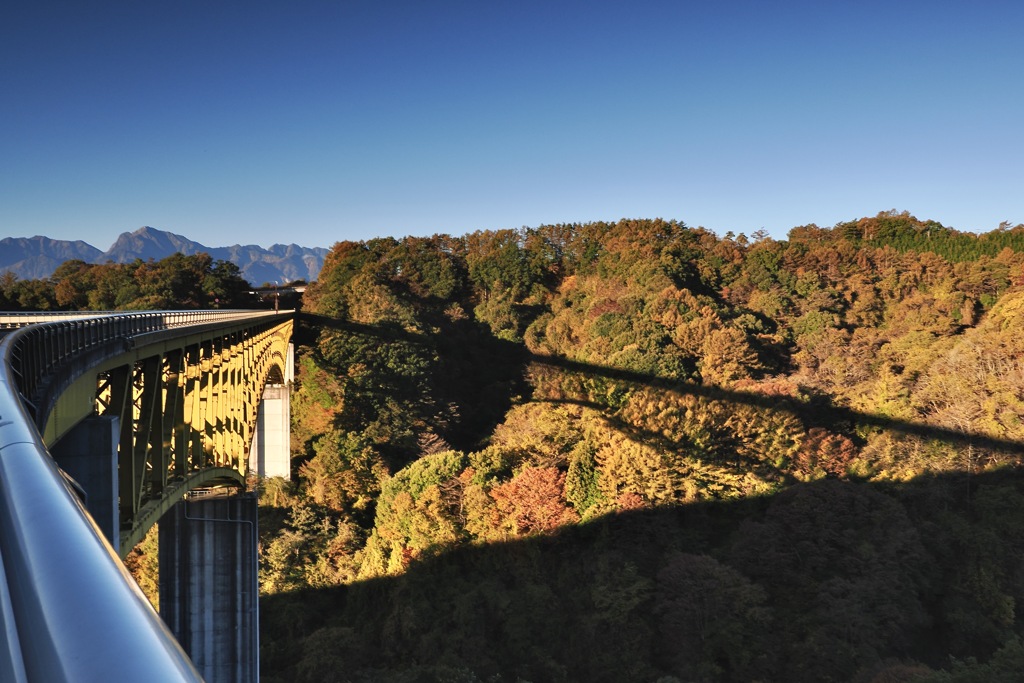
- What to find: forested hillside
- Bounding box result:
[8,212,1024,682]
[258,212,1024,682]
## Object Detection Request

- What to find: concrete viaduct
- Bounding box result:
[0,309,294,682]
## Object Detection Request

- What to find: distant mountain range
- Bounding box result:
[0,226,329,285]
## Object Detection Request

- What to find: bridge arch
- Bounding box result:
[11,312,295,553]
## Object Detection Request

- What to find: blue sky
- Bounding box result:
[2,1,1023,250]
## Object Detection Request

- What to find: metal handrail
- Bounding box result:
[0,310,286,681]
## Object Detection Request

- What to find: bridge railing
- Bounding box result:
[0,310,286,682]
[2,310,282,422]
[0,309,274,328]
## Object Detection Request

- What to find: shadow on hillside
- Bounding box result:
[298,312,1024,458]
[299,312,531,456]
[262,469,1024,683]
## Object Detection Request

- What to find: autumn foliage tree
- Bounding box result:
[489,466,578,536]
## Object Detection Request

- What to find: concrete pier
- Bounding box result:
[50,415,120,553]
[249,383,291,479]
[159,494,259,683]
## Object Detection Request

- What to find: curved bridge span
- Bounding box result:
[0,310,293,682]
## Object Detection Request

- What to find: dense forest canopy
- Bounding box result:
[0,252,255,310]
[10,211,1024,682]
[267,212,1024,683]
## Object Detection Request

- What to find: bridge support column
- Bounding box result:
[249,383,291,479]
[50,415,120,553]
[249,342,293,480]
[159,493,259,683]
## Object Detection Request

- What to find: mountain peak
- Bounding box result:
[1,227,328,285]
[105,227,203,262]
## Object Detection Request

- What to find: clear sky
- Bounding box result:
[2,0,1023,250]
